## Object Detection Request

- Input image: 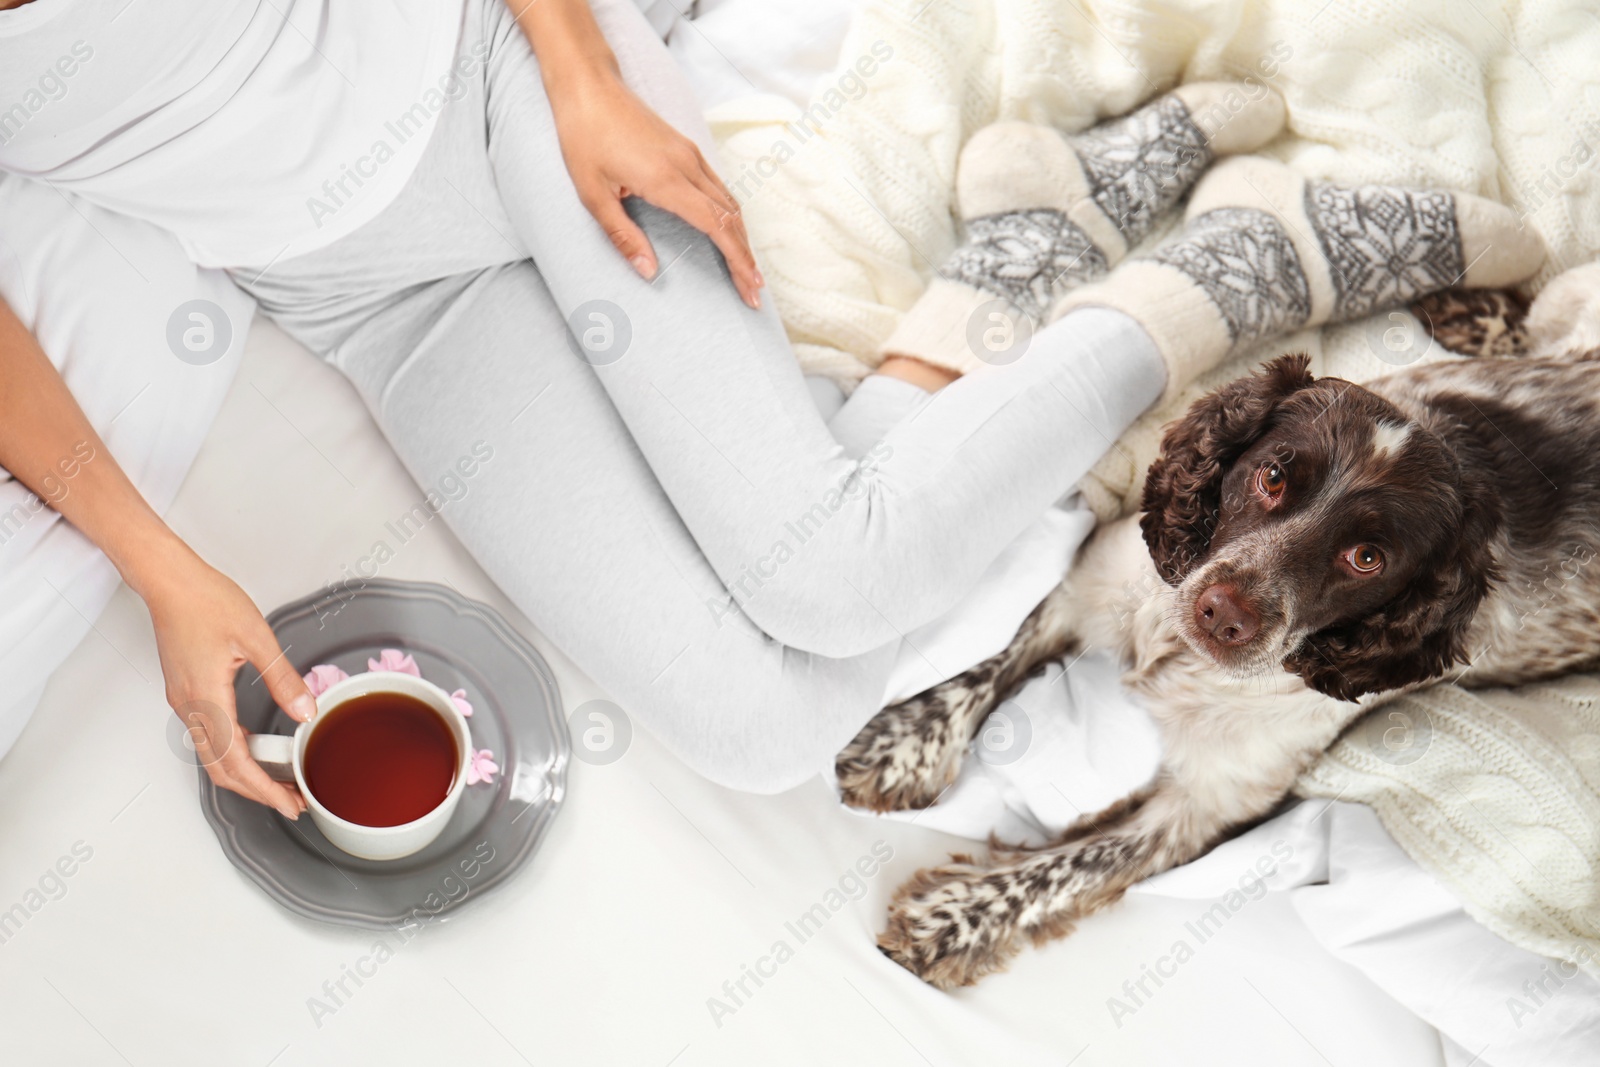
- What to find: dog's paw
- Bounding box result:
[835,684,988,812]
[877,861,1024,989]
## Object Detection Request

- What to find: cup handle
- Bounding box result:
[247,733,297,783]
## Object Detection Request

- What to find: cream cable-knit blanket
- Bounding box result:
[708,0,1600,973]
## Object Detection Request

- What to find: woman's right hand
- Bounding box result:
[139,539,315,820]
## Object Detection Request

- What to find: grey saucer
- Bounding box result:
[199,579,568,930]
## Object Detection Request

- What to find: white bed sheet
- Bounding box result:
[0,317,1442,1066]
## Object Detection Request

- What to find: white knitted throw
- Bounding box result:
[1299,676,1600,979]
[708,0,1600,970]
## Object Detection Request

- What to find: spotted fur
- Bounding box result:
[835,599,1077,811]
[1411,288,1528,358]
[847,266,1600,989]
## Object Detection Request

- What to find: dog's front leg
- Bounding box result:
[836,582,1078,812]
[878,776,1232,988]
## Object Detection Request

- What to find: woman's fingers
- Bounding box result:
[584,186,658,280]
[690,146,750,238]
[686,167,755,263]
[696,196,762,309]
[244,626,314,724]
[680,160,762,307]
[646,170,763,309]
[245,623,316,724]
[579,152,762,306]
[183,700,304,819]
[222,724,307,819]
[689,149,764,298]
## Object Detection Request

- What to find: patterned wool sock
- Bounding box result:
[882,82,1286,374]
[1055,156,1546,401]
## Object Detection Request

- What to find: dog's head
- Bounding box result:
[1140,354,1498,701]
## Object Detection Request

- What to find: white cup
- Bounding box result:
[247,671,471,861]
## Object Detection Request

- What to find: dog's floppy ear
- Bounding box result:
[1140,353,1316,584]
[1284,491,1498,701]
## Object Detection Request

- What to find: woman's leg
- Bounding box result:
[339,259,898,793]
[826,376,930,460]
[480,0,1168,658]
[231,4,903,792]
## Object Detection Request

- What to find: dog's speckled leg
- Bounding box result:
[835,583,1078,812]
[878,780,1232,988]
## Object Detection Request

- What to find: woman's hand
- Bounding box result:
[551,66,763,308]
[506,0,763,308]
[140,540,314,820]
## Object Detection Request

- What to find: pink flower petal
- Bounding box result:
[466,747,498,786]
[451,688,473,718]
[302,663,349,697]
[367,648,421,676]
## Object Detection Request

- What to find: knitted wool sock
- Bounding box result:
[1055,156,1546,401]
[882,82,1287,374]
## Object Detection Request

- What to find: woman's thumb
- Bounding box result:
[250,629,316,723]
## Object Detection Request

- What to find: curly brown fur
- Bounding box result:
[1139,354,1533,699]
[1138,354,1316,584]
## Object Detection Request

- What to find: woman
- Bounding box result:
[1,0,1520,815]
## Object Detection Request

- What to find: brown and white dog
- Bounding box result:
[837,274,1600,989]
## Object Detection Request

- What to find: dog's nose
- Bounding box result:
[1195,584,1260,645]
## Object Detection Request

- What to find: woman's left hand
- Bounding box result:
[548,67,763,309]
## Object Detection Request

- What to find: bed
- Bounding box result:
[0,1,1593,1063]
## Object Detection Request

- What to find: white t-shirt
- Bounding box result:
[0,0,467,267]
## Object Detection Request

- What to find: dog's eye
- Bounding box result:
[1344,545,1384,574]
[1258,463,1287,496]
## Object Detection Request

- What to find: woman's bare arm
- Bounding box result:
[0,299,181,596]
[0,297,312,818]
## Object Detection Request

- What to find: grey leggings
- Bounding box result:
[236,0,1165,791]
